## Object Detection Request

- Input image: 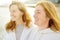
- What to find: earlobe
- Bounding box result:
[46,16,50,21]
[47,17,50,21]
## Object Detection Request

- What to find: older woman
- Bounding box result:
[28,1,60,40]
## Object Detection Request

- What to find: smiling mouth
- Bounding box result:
[35,18,39,21]
[12,16,16,17]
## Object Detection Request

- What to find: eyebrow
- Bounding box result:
[36,10,41,12]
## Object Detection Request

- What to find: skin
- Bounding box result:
[9,5,24,26]
[34,5,50,30]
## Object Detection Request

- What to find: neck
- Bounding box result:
[38,21,49,31]
[16,18,24,26]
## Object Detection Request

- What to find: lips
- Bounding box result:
[12,15,16,18]
[35,18,39,21]
[11,16,16,19]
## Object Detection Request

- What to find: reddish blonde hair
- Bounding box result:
[6,1,31,31]
[36,1,60,31]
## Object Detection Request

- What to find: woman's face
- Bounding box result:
[34,5,49,26]
[9,5,23,21]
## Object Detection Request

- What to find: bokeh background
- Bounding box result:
[0,0,60,40]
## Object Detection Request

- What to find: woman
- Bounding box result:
[3,1,35,40]
[33,1,60,40]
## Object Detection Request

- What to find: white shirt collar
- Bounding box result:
[38,28,54,34]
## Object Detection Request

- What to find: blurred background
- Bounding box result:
[0,0,60,40]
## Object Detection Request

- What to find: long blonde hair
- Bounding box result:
[36,1,60,31]
[6,1,31,31]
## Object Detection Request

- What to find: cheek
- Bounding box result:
[34,14,40,22]
[34,13,38,18]
[16,13,20,18]
[16,13,23,19]
[39,14,47,22]
[18,10,23,16]
[15,11,21,16]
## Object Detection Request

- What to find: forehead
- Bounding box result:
[35,5,45,11]
[10,5,18,10]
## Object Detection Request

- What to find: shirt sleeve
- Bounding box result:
[40,33,60,40]
[3,31,16,40]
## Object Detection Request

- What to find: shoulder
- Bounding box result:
[41,32,60,40]
[23,23,38,35]
[30,23,39,30]
[3,30,16,40]
[25,23,38,31]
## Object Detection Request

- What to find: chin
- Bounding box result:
[11,19,16,21]
[35,22,38,25]
[34,22,37,25]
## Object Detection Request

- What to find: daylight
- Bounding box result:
[0,0,60,40]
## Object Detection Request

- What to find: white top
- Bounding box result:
[3,25,60,40]
[3,24,37,40]
[28,28,60,40]
[15,24,25,40]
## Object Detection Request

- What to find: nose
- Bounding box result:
[34,10,37,18]
[34,14,35,18]
[34,13,37,19]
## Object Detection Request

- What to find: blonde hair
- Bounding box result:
[36,1,60,31]
[6,1,31,31]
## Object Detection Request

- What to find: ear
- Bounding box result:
[47,17,50,21]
